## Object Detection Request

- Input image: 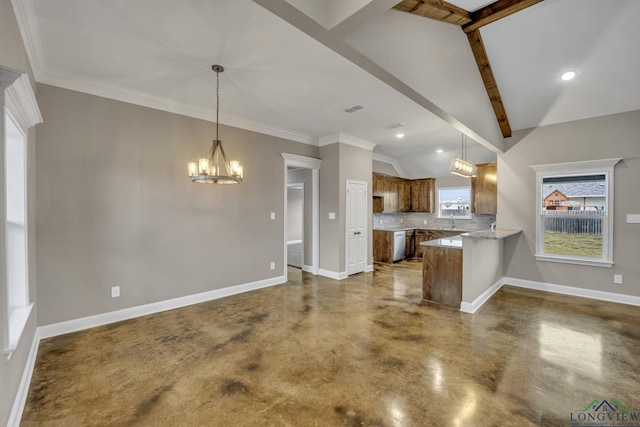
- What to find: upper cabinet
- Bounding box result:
[372,173,434,213]
[472,162,497,214]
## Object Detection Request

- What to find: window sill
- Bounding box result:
[4,303,34,360]
[535,255,613,268]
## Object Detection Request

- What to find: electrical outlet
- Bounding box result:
[111,286,120,298]
[614,274,623,284]
[270,262,276,270]
[423,220,427,224]
[400,218,403,223]
[379,219,383,225]
[329,212,336,220]
[270,212,276,220]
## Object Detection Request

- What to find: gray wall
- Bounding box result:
[319,143,373,274]
[287,168,312,266]
[498,110,640,297]
[287,187,303,242]
[35,84,319,325]
[0,0,39,423]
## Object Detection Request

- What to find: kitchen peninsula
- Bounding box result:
[421,229,521,311]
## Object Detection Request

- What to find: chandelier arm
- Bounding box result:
[218,140,230,174]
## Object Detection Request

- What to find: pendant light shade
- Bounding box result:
[188,65,243,184]
[449,133,477,178]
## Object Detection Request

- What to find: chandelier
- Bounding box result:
[449,133,477,178]
[188,65,243,184]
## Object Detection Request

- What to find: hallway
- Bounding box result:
[21,263,640,426]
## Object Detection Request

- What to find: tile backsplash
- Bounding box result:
[373,212,496,231]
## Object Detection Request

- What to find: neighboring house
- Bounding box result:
[542,182,606,211]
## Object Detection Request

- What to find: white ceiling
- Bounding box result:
[14,0,640,178]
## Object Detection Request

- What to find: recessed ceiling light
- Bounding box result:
[436,149,443,153]
[395,133,405,139]
[560,70,577,81]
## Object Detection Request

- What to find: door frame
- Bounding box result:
[281,153,321,281]
[286,182,304,268]
[345,179,368,276]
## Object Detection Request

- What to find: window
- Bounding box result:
[532,158,621,267]
[438,187,471,219]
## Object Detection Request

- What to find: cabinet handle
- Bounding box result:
[354,231,361,235]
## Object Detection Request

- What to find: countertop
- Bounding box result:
[420,235,463,249]
[460,229,522,240]
[373,226,471,233]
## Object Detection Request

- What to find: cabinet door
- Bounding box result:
[410,179,434,213]
[372,173,383,196]
[398,181,411,212]
[373,230,393,264]
[472,163,497,214]
[384,177,399,213]
[405,230,415,258]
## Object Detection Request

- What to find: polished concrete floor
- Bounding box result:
[22,262,640,426]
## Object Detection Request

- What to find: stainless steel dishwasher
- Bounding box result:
[393,231,406,261]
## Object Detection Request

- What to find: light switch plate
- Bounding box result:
[111,286,120,298]
[614,274,623,284]
[329,212,336,220]
[627,214,640,224]
[270,212,276,220]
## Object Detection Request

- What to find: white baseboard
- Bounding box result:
[302,264,315,274]
[365,264,374,272]
[503,277,640,307]
[460,278,505,314]
[8,330,40,427]
[39,276,286,339]
[318,269,348,280]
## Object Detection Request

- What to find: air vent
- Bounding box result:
[344,105,364,113]
[388,123,404,129]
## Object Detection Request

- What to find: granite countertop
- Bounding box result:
[460,228,522,240]
[373,226,471,232]
[420,235,463,249]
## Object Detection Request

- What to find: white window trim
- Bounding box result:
[531,158,621,268]
[437,186,472,219]
[1,66,42,359]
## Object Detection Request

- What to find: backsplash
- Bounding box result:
[373,212,496,231]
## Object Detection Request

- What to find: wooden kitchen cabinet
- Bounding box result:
[472,162,497,214]
[413,229,461,258]
[383,176,399,213]
[405,229,415,259]
[398,181,412,212]
[410,179,434,213]
[373,230,394,264]
[372,173,384,197]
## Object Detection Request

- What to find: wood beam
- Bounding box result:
[466,29,511,138]
[393,0,471,26]
[463,0,543,33]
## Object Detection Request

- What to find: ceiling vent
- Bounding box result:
[344,105,364,113]
[387,123,404,129]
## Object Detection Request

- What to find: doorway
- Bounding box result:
[286,183,304,269]
[346,180,367,275]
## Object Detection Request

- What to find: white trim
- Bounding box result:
[460,278,505,314]
[0,65,23,90]
[503,277,640,307]
[302,264,314,273]
[318,269,348,280]
[39,276,285,339]
[319,133,376,151]
[372,153,407,178]
[535,255,613,268]
[287,239,303,245]
[5,72,43,129]
[7,329,39,427]
[37,68,316,145]
[281,153,322,169]
[365,264,374,272]
[9,0,45,81]
[531,158,622,174]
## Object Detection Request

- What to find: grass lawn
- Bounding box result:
[544,232,602,257]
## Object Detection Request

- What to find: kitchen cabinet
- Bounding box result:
[398,181,412,212]
[383,176,399,213]
[472,162,497,214]
[405,230,415,259]
[373,230,394,264]
[409,179,434,213]
[372,173,384,197]
[413,229,461,258]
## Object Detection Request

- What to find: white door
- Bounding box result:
[346,180,367,275]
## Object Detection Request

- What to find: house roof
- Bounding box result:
[543,182,606,199]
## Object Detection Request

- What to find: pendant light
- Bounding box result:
[449,133,477,178]
[188,65,244,184]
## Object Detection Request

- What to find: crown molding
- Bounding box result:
[10,0,45,81]
[37,67,317,145]
[0,65,22,89]
[4,69,42,129]
[318,132,376,151]
[281,153,322,169]
[372,152,407,178]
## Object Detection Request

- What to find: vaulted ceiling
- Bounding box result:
[12,0,640,177]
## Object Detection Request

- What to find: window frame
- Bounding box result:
[532,158,621,267]
[437,186,472,220]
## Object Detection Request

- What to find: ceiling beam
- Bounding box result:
[466,29,511,137]
[393,0,471,26]
[463,0,543,33]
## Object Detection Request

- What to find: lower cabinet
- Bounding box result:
[413,229,461,259]
[373,230,394,264]
[405,230,415,259]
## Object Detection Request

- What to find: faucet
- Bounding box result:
[449,214,455,229]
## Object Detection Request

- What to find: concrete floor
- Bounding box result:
[21,262,640,426]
